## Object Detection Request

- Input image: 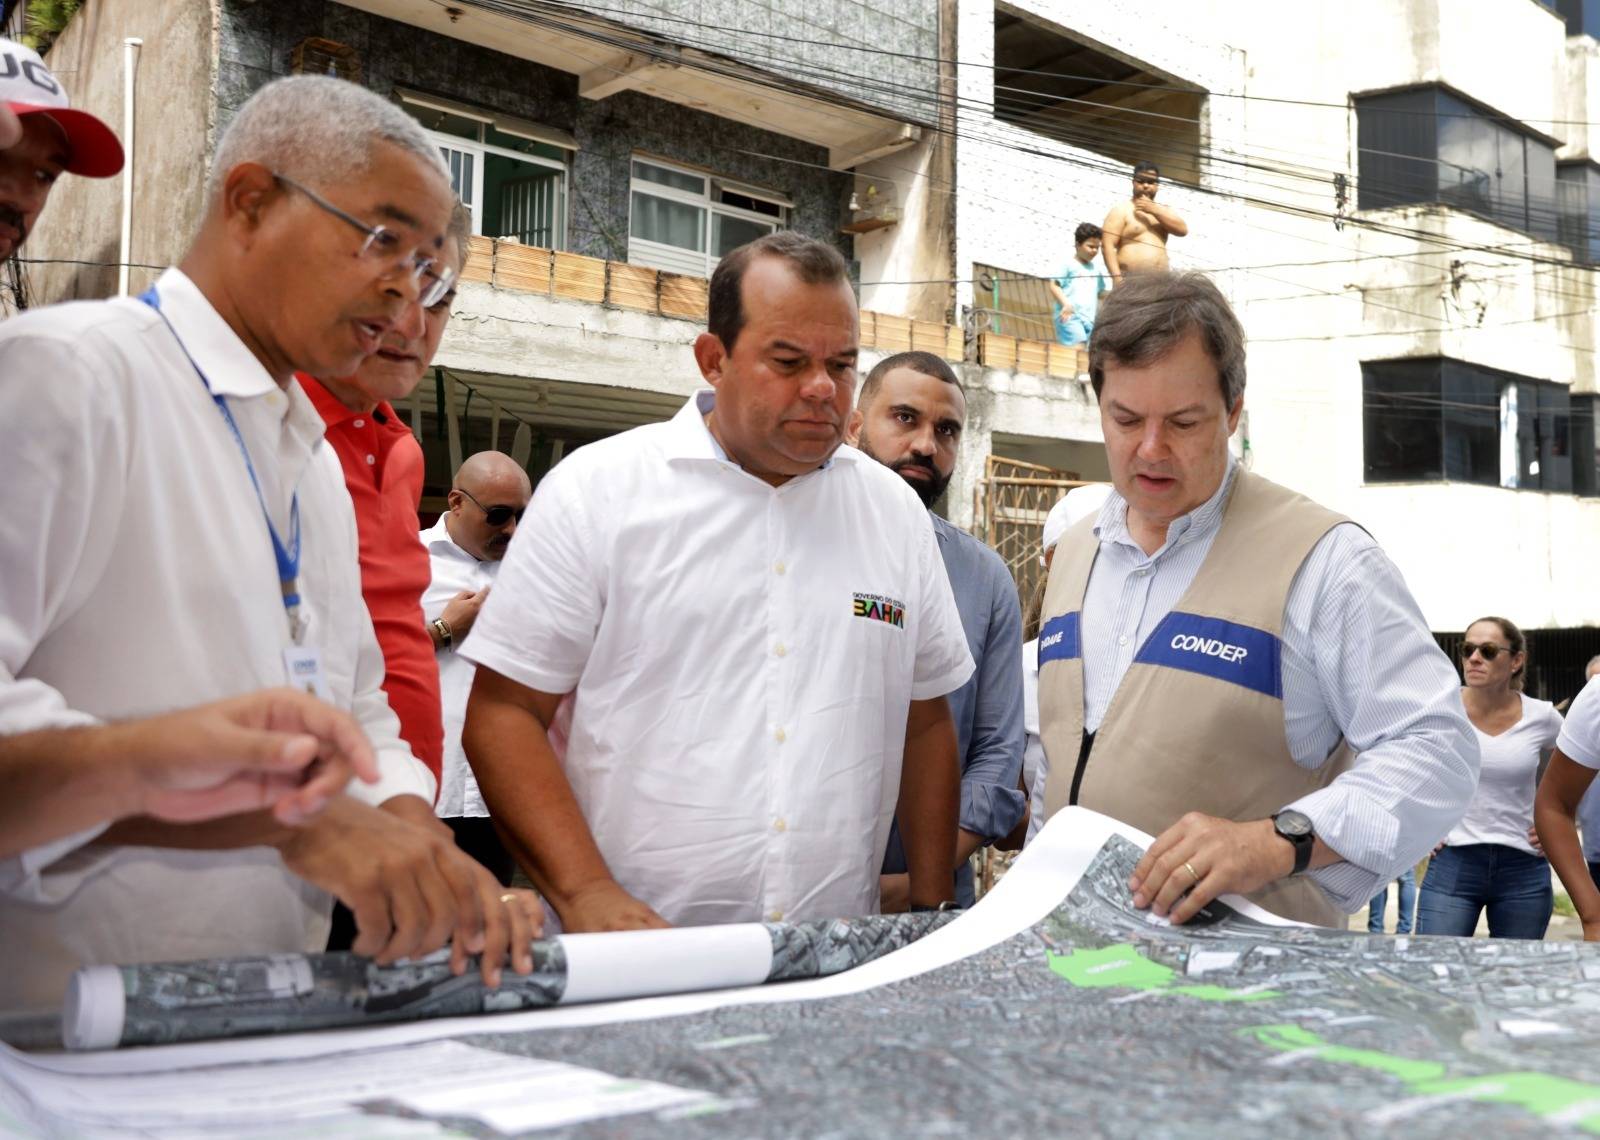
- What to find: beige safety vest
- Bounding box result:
[1038,469,1353,926]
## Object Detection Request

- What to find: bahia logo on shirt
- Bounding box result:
[852,592,906,629]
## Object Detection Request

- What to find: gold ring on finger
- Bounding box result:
[1183,861,1200,885]
[499,892,519,904]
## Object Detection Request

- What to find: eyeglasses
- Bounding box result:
[1460,641,1512,662]
[273,174,456,308]
[459,488,525,527]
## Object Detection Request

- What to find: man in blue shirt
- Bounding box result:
[1048,223,1109,347]
[848,351,1026,908]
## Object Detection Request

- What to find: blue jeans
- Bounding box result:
[1054,314,1091,346]
[1366,867,1416,934]
[1416,843,1552,939]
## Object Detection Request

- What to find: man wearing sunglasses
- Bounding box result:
[0,76,538,1011]
[422,451,532,882]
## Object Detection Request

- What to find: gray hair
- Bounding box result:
[1088,271,1247,410]
[1587,654,1600,677]
[207,76,448,205]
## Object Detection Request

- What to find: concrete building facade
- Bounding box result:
[950,0,1600,686]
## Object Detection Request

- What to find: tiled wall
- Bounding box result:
[217,0,851,262]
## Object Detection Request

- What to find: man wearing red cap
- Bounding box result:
[0,37,124,266]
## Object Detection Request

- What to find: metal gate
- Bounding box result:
[971,455,1093,637]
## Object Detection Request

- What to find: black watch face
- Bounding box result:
[1275,810,1313,838]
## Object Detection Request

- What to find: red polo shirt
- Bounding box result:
[298,374,443,789]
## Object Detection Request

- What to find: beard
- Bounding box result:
[857,433,950,507]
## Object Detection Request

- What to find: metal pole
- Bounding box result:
[118,38,142,297]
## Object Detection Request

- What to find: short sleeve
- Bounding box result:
[458,456,602,696]
[910,513,975,700]
[1559,677,1600,770]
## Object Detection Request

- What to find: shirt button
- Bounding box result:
[774,643,787,658]
[774,561,786,575]
[774,726,787,743]
[1134,569,1147,577]
[353,418,364,428]
[1118,635,1129,647]
[767,909,784,922]
[773,817,787,832]
[365,454,376,465]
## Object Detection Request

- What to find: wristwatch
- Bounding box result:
[1272,810,1315,876]
[909,901,960,913]
[431,617,453,650]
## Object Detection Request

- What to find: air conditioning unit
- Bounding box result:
[289,37,361,83]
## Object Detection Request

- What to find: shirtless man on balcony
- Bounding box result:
[1101,161,1188,286]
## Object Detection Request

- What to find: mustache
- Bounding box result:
[891,457,937,478]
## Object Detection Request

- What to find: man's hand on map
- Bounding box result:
[278,795,508,973]
[557,879,672,932]
[1129,813,1295,924]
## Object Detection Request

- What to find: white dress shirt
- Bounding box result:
[1077,460,1479,910]
[1445,694,1561,854]
[461,389,974,926]
[0,269,432,1009]
[421,516,500,818]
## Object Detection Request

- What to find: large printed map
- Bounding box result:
[7,811,1600,1138]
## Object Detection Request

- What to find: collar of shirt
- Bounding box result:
[664,388,861,473]
[421,514,480,565]
[297,373,400,431]
[151,267,326,447]
[1094,456,1238,565]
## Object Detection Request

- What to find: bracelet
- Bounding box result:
[431,617,452,649]
[909,901,960,913]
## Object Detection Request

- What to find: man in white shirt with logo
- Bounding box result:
[0,76,538,1010]
[424,450,532,882]
[462,232,974,931]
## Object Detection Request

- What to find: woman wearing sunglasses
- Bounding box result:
[1415,617,1562,938]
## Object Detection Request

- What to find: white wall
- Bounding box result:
[953,0,1600,632]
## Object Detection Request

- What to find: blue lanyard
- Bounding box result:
[137,287,304,639]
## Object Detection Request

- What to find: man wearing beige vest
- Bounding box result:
[1036,273,1478,927]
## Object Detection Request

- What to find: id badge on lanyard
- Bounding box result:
[138,286,321,688]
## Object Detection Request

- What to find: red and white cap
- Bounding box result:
[1,37,123,177]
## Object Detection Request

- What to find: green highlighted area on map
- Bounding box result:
[1048,944,1600,1134]
[1046,944,1280,1003]
[1242,1024,1600,1134]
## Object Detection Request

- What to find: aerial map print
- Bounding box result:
[451,835,1600,1138]
[8,811,1600,1138]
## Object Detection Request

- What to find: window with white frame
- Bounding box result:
[628,157,789,277]
[398,91,572,250]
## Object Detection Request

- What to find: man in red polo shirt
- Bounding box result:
[298,205,470,789]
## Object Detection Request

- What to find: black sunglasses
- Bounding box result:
[458,488,525,527]
[1460,641,1511,662]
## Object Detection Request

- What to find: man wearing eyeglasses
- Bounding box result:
[423,451,532,882]
[0,76,539,1011]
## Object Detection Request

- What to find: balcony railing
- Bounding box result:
[461,236,1083,374]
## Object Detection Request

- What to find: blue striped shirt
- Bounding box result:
[1076,460,1479,911]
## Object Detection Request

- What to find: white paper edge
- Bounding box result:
[6,806,1301,1079]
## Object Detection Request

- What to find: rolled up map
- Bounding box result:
[64,910,958,1050]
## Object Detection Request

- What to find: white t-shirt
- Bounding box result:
[1561,676,1600,771]
[461,390,974,926]
[1445,692,1563,854]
